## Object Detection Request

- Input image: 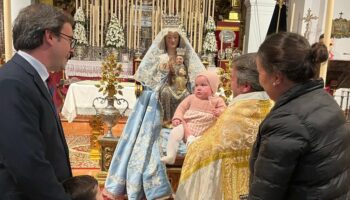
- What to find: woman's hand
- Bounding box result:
[172,119,181,126]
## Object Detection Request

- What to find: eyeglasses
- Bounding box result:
[59,32,77,49]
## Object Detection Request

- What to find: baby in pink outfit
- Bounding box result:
[161,71,227,164]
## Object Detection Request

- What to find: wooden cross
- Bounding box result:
[303,8,318,40]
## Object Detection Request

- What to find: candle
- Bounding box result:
[242,35,246,53]
[138,0,142,50]
[134,4,137,50]
[289,2,295,32]
[101,2,104,47]
[208,0,211,17]
[92,5,94,46]
[119,0,121,22]
[89,4,92,45]
[220,33,223,54]
[111,0,114,15]
[152,0,155,40]
[212,0,215,17]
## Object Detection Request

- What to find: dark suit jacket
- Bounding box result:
[0,53,72,200]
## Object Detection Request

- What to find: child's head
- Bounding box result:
[63,175,103,200]
[194,71,220,100]
[175,55,184,65]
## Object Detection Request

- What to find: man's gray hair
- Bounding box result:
[232,53,263,92]
[12,4,74,51]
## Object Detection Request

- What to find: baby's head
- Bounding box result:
[194,71,220,100]
[175,55,184,65]
[63,175,103,200]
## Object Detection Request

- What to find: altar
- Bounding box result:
[61,80,137,123]
[65,59,133,79]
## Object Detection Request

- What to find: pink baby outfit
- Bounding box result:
[173,94,226,139]
[161,71,227,164]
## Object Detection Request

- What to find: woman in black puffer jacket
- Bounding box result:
[249,32,350,200]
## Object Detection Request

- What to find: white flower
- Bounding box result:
[72,7,88,46]
[105,14,125,49]
[203,32,217,53]
[205,16,216,32]
[73,23,88,45]
[74,7,85,23]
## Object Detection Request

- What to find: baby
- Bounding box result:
[63,175,103,200]
[161,71,227,164]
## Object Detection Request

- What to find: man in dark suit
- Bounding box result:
[0,4,76,200]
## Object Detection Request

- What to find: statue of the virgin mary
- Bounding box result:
[103,15,205,199]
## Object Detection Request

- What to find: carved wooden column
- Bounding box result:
[96,136,119,184]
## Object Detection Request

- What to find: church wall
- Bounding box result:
[243,0,275,53]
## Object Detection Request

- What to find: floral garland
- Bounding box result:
[105,14,125,49]
[73,7,88,46]
[203,17,217,53]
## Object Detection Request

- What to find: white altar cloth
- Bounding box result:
[65,60,133,78]
[61,80,136,122]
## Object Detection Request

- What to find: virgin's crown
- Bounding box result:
[176,48,186,56]
[162,14,181,28]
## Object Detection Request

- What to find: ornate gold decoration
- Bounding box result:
[134,51,143,97]
[332,12,350,38]
[89,115,104,160]
[96,136,119,185]
[228,0,241,22]
[95,54,123,98]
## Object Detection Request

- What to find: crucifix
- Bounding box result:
[339,11,344,19]
[303,8,318,40]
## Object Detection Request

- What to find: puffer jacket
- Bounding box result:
[249,79,350,200]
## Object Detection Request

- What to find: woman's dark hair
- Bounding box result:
[257,32,328,83]
[63,175,98,200]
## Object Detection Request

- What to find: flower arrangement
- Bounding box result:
[203,33,218,53]
[205,16,216,32]
[105,14,125,49]
[95,54,123,98]
[203,16,217,53]
[73,7,88,46]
